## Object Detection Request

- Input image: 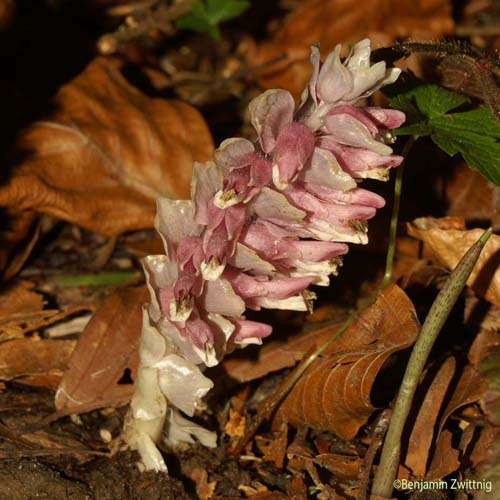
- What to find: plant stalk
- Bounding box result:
[371,227,493,497]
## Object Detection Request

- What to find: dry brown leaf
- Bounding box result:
[0,280,55,342]
[0,57,213,236]
[248,0,454,95]
[404,357,456,476]
[408,218,500,306]
[255,423,288,468]
[55,286,147,415]
[189,468,217,500]
[276,285,420,439]
[222,319,347,384]
[426,429,460,480]
[444,163,500,226]
[224,408,246,439]
[0,337,76,383]
[0,209,40,281]
[437,365,484,436]
[313,453,361,480]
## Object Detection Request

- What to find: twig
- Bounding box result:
[371,227,493,498]
[356,409,392,500]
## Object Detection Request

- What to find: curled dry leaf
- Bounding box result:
[276,284,420,439]
[408,218,500,306]
[248,0,453,95]
[0,57,213,236]
[55,286,148,415]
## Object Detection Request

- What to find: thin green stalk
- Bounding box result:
[372,227,493,498]
[381,135,415,287]
[229,136,416,457]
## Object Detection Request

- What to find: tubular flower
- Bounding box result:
[123,39,405,472]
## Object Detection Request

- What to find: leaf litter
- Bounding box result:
[0,0,499,498]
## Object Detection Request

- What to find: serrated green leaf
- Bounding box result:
[390,78,500,185]
[176,0,249,40]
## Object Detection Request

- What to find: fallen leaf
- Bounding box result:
[0,338,76,383]
[0,209,40,281]
[189,468,217,500]
[444,163,500,226]
[285,475,308,500]
[426,429,460,479]
[224,408,246,439]
[55,286,147,415]
[435,365,485,438]
[248,0,454,95]
[255,423,288,468]
[408,218,500,306]
[0,57,213,236]
[276,285,420,439]
[0,280,55,342]
[404,357,456,476]
[312,453,361,480]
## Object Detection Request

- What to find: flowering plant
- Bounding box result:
[123,39,405,472]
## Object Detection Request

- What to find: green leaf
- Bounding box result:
[176,0,250,40]
[390,79,500,184]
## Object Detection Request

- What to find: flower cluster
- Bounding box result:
[123,39,405,472]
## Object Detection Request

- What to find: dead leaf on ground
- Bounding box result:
[0,57,213,236]
[55,286,147,415]
[247,0,454,95]
[0,279,63,343]
[444,163,500,226]
[408,218,500,306]
[0,337,76,388]
[255,422,288,468]
[0,209,40,280]
[426,429,460,480]
[189,467,217,500]
[276,285,420,439]
[404,357,456,476]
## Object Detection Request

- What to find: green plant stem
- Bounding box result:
[371,227,493,498]
[381,135,415,287]
[229,136,416,457]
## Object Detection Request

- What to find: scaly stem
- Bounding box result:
[371,227,493,497]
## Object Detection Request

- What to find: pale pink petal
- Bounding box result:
[249,89,295,153]
[213,138,255,171]
[155,199,201,259]
[200,278,246,317]
[299,147,356,191]
[290,240,348,261]
[239,221,301,262]
[272,122,315,189]
[230,319,272,346]
[249,187,306,226]
[191,162,223,225]
[316,45,353,103]
[249,157,273,187]
[323,114,393,155]
[304,183,386,209]
[364,107,406,129]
